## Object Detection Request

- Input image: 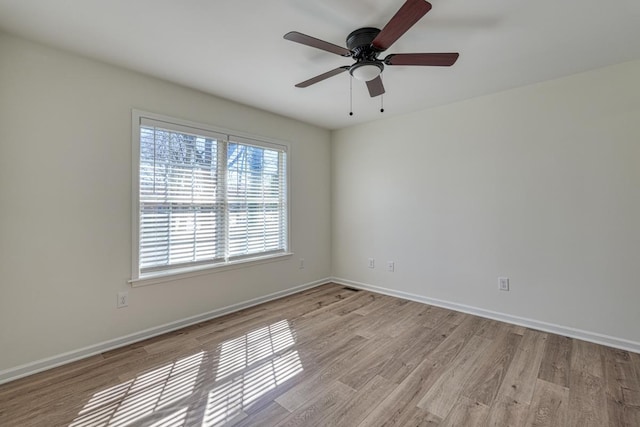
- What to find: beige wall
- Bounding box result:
[0,33,332,373]
[332,60,640,344]
[2,29,639,376]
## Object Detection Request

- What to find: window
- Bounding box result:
[132,111,288,282]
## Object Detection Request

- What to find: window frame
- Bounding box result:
[130,110,292,287]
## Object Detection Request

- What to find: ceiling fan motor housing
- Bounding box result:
[346,27,382,60]
[347,27,385,81]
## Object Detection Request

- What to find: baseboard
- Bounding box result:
[0,277,330,385]
[6,276,637,385]
[331,277,640,354]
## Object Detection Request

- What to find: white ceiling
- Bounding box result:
[0,0,639,130]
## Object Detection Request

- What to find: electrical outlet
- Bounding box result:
[387,261,395,272]
[117,291,129,308]
[368,258,375,269]
[498,277,510,291]
[299,258,305,269]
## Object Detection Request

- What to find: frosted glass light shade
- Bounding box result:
[350,63,383,82]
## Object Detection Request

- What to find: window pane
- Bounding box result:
[227,142,286,258]
[139,126,222,271]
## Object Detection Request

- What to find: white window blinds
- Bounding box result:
[136,115,288,277]
[227,138,288,260]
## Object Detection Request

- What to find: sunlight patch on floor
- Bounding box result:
[203,320,302,426]
[68,319,302,427]
[69,352,203,427]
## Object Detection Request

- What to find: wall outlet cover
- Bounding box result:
[117,291,129,308]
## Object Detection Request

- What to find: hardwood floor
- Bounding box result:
[1,283,639,426]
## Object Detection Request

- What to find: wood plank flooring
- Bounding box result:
[1,283,639,426]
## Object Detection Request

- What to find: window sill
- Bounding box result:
[129,252,294,288]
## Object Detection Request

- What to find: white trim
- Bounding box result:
[0,277,329,385]
[129,252,294,287]
[131,110,140,281]
[131,109,292,151]
[331,277,640,354]
[140,117,228,143]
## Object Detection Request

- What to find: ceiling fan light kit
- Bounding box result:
[350,62,383,82]
[284,0,459,104]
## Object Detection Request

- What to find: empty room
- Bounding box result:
[1,0,639,426]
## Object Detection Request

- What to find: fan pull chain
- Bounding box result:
[380,94,384,113]
[349,75,354,116]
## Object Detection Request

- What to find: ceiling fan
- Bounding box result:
[284,0,459,98]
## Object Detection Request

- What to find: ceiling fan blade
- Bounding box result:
[372,0,432,51]
[384,52,459,66]
[284,31,351,57]
[366,76,385,97]
[295,66,349,88]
